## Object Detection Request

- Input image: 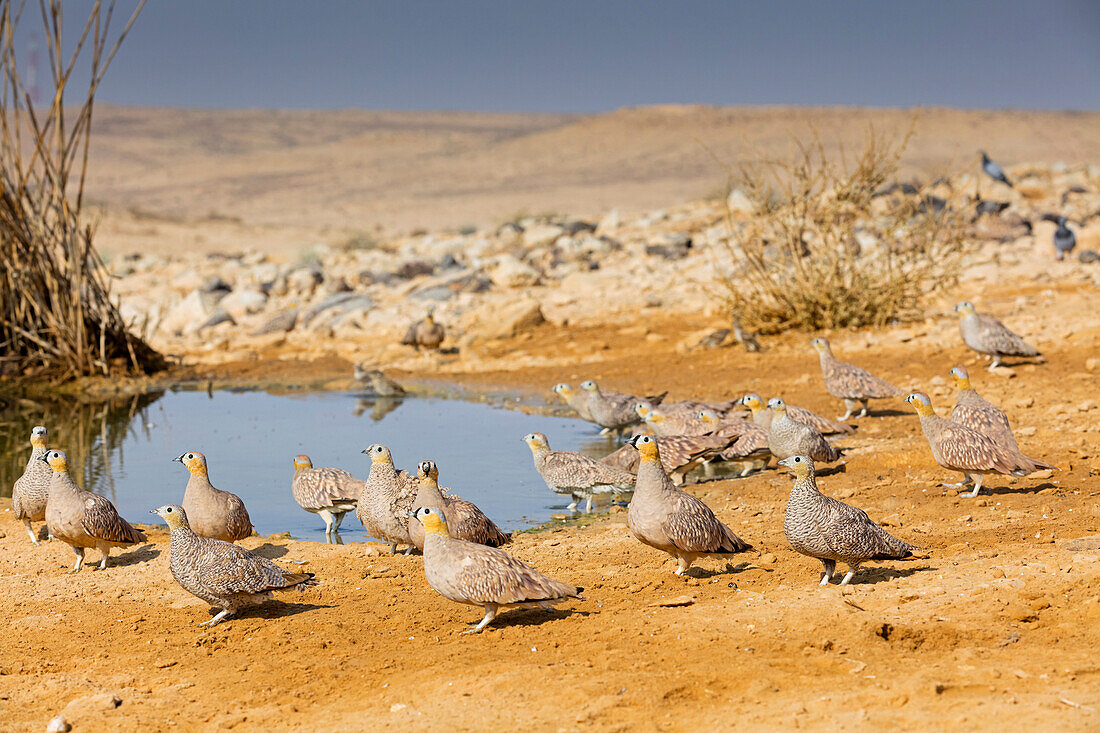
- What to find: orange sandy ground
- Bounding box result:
[3,296,1100,732]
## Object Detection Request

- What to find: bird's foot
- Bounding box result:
[839,571,856,586]
[67,567,82,575]
[819,574,830,586]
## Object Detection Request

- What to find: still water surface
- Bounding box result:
[1,390,618,542]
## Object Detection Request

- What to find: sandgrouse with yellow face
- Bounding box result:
[12,426,52,544]
[176,451,253,542]
[524,432,634,512]
[412,506,582,633]
[407,460,510,551]
[357,444,419,553]
[42,450,146,572]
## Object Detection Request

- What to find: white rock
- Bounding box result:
[489,255,541,289]
[159,290,211,336]
[522,224,565,248]
[726,189,755,215]
[46,716,71,733]
[218,289,268,318]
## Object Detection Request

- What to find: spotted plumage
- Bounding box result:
[407,460,510,551]
[948,367,1019,452]
[153,505,316,627]
[811,337,902,420]
[550,383,594,421]
[176,451,253,543]
[12,426,51,544]
[42,450,146,572]
[640,406,712,437]
[578,380,667,432]
[357,444,418,553]
[413,506,582,633]
[906,392,1055,497]
[291,455,361,539]
[353,365,407,396]
[740,394,854,435]
[779,456,916,585]
[954,302,1041,369]
[524,432,634,512]
[698,411,771,475]
[767,398,845,464]
[626,435,752,575]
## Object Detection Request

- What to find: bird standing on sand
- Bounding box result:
[551,383,594,421]
[811,337,902,420]
[980,151,1013,187]
[523,432,634,512]
[353,364,407,397]
[740,394,853,435]
[357,444,418,553]
[731,318,764,353]
[12,426,51,544]
[407,460,510,551]
[401,307,445,351]
[905,392,1055,497]
[626,435,751,575]
[766,398,845,464]
[1053,216,1076,261]
[291,455,361,540]
[42,450,146,572]
[948,367,1019,452]
[176,451,253,542]
[778,456,916,586]
[412,506,583,633]
[152,505,316,628]
[697,411,771,476]
[953,302,1041,370]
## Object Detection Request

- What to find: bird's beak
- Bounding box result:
[172,455,183,463]
[37,454,49,463]
[149,509,158,515]
[628,435,640,447]
[360,448,368,454]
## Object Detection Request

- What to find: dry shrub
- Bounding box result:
[0,0,161,377]
[713,125,969,333]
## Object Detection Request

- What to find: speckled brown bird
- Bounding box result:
[740,394,854,435]
[401,307,445,351]
[12,426,51,544]
[698,411,771,476]
[811,337,902,420]
[551,383,594,421]
[524,432,634,512]
[291,455,361,539]
[626,435,752,575]
[153,505,315,627]
[948,367,1019,452]
[407,460,510,551]
[779,456,916,585]
[639,406,712,437]
[905,392,1055,497]
[413,506,582,633]
[176,451,253,543]
[43,450,146,572]
[357,444,418,553]
[954,302,1041,369]
[353,364,407,397]
[731,318,764,353]
[767,398,845,464]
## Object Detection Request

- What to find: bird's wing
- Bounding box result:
[80,494,145,544]
[444,496,511,547]
[661,491,750,554]
[833,361,901,398]
[195,539,300,594]
[441,541,578,604]
[976,314,1039,356]
[401,322,419,345]
[934,424,1010,472]
[818,496,913,558]
[222,492,253,541]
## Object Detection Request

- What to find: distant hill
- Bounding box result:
[85,104,1100,237]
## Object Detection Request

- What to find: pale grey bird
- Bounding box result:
[577,380,667,432]
[357,444,418,553]
[12,426,51,544]
[811,337,902,420]
[766,398,845,464]
[152,505,316,627]
[412,506,582,633]
[778,456,916,586]
[550,383,594,421]
[954,302,1041,369]
[980,151,1012,187]
[353,364,407,397]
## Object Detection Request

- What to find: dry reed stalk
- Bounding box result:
[0,0,161,378]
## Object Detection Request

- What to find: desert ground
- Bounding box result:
[2,105,1100,731]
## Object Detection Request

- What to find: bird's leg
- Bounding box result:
[702,460,716,477]
[97,546,111,571]
[566,497,579,511]
[23,519,40,546]
[584,496,593,514]
[839,563,861,586]
[68,546,85,574]
[389,542,398,554]
[599,427,611,436]
[965,475,985,498]
[200,609,233,628]
[331,531,344,546]
[333,512,346,531]
[942,472,972,489]
[989,355,1003,371]
[819,559,835,586]
[838,400,857,421]
[318,509,335,537]
[674,555,694,576]
[858,399,870,418]
[461,605,498,634]
[403,545,414,556]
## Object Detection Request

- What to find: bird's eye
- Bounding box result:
[166,507,173,513]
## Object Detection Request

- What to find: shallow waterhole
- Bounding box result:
[1,387,635,542]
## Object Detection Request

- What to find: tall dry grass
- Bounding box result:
[712,125,969,333]
[0,0,161,377]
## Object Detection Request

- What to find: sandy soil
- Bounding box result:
[3,279,1099,732]
[84,105,1100,254]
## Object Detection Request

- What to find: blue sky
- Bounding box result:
[50,1,1100,111]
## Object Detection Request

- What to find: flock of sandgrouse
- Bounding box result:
[9,301,1054,633]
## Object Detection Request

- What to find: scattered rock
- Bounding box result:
[218,288,268,318]
[522,224,565,248]
[61,693,122,719]
[45,716,71,733]
[757,553,778,565]
[489,255,542,288]
[1078,249,1100,264]
[467,297,545,339]
[649,595,695,608]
